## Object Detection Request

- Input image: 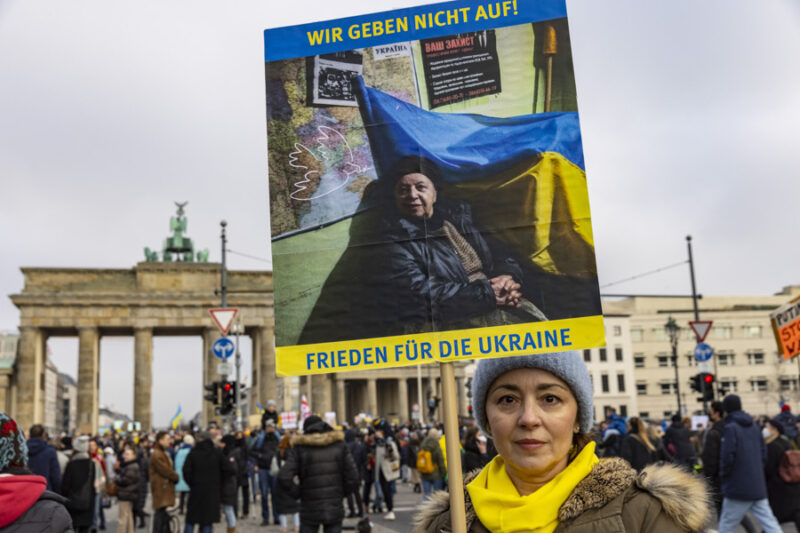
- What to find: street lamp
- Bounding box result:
[665,316,682,416]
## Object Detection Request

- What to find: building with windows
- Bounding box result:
[603,285,800,421]
[0,332,18,413]
[583,315,638,423]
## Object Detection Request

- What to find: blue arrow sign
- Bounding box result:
[212,337,235,360]
[694,342,713,362]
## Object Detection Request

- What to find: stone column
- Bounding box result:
[15,327,44,430]
[77,327,99,435]
[0,374,9,413]
[133,328,153,431]
[397,377,409,423]
[336,378,346,424]
[311,374,332,415]
[455,377,465,417]
[367,378,378,417]
[254,325,277,411]
[202,327,223,428]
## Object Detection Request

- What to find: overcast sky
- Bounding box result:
[2,0,799,427]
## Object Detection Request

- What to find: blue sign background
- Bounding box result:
[213,337,235,360]
[694,342,713,362]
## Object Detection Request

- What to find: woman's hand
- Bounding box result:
[490,275,522,308]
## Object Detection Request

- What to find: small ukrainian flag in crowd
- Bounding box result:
[170,404,183,429]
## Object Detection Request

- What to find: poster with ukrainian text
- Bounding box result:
[266,0,604,377]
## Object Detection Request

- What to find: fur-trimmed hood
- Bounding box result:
[414,458,711,533]
[291,430,345,447]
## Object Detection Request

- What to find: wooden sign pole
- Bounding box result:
[440,361,467,533]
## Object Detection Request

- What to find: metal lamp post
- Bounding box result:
[665,317,682,416]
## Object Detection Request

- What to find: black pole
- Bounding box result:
[688,235,714,409]
[221,221,228,307]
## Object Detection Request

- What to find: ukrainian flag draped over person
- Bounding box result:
[353,77,595,278]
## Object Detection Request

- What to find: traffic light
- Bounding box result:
[702,373,715,401]
[690,374,703,393]
[220,381,237,415]
[204,381,220,405]
[465,378,473,399]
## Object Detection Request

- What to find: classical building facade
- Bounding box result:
[9,263,275,433]
[603,285,800,420]
[0,332,18,414]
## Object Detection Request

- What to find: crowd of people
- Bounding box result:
[2,351,800,533]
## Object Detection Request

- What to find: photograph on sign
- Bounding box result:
[266,0,604,377]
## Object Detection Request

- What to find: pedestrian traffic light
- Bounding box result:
[204,381,220,405]
[220,381,236,415]
[702,373,715,401]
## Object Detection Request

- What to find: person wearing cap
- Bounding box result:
[61,435,97,532]
[776,404,798,443]
[251,419,281,526]
[763,418,800,530]
[0,411,73,532]
[279,415,359,533]
[174,435,194,515]
[718,394,783,533]
[415,350,712,533]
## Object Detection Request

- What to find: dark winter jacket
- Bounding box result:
[765,436,800,523]
[251,430,280,469]
[272,452,300,516]
[0,473,73,533]
[701,419,724,496]
[183,440,223,526]
[235,439,249,486]
[381,200,524,327]
[220,444,239,506]
[620,434,668,472]
[461,442,489,474]
[663,422,696,465]
[26,438,62,493]
[115,460,140,502]
[720,410,768,500]
[261,409,279,430]
[776,410,799,441]
[415,458,712,533]
[60,455,96,528]
[279,422,359,526]
[345,432,365,483]
[135,449,149,513]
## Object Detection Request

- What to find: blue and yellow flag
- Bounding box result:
[170,404,183,430]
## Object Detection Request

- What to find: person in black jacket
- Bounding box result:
[279,415,359,533]
[115,447,140,533]
[220,435,240,532]
[26,424,62,493]
[234,433,249,519]
[663,414,696,467]
[619,417,667,472]
[273,432,300,532]
[461,427,490,474]
[61,436,96,533]
[183,432,224,533]
[344,429,364,518]
[763,418,800,530]
[251,422,281,526]
[0,411,73,533]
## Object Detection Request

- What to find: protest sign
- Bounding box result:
[265,0,604,379]
[770,298,800,360]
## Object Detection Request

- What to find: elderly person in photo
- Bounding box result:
[415,350,712,532]
[379,156,546,333]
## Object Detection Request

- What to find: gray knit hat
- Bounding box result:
[472,350,594,435]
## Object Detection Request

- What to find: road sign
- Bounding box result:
[209,308,239,335]
[697,360,712,373]
[694,342,713,362]
[217,362,233,375]
[689,321,713,343]
[212,337,235,360]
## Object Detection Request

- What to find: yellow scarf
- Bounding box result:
[467,442,599,533]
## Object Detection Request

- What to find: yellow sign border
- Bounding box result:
[276,314,605,376]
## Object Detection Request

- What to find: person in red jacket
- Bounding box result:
[0,411,73,532]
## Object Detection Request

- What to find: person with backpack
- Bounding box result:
[418,428,445,500]
[61,436,96,533]
[763,418,800,530]
[776,404,799,443]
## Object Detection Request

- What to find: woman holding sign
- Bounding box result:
[414,350,712,532]
[379,156,546,333]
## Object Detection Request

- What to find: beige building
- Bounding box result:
[603,286,800,420]
[0,332,18,414]
[585,315,639,423]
